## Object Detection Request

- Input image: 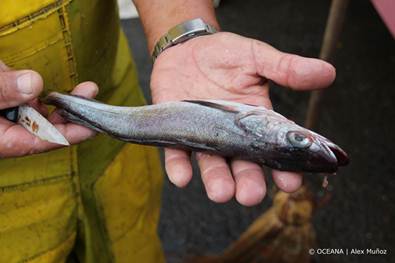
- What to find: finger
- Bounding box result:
[71,81,99,97]
[164,148,193,187]
[231,159,266,206]
[49,81,99,124]
[196,153,235,203]
[251,40,336,90]
[0,70,43,109]
[272,170,303,193]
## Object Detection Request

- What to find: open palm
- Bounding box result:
[151,32,335,206]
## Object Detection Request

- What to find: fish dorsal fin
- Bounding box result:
[183,99,269,113]
[183,100,239,113]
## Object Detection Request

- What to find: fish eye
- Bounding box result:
[286,131,313,148]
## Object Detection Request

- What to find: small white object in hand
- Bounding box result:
[117,0,139,19]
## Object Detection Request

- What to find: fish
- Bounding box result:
[45,92,349,173]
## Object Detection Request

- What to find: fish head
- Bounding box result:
[264,126,349,173]
[236,109,349,173]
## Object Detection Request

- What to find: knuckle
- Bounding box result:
[201,164,229,177]
[277,54,297,86]
[278,54,295,71]
[235,167,263,177]
[195,152,214,161]
[165,152,187,164]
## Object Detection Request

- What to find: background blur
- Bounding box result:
[119,0,394,262]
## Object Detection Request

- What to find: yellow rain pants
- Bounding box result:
[0,0,164,262]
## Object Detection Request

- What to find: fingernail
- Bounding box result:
[169,170,188,187]
[207,178,233,203]
[237,179,265,206]
[17,73,33,95]
[323,62,336,79]
[207,179,225,200]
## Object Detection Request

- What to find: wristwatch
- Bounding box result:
[152,18,218,62]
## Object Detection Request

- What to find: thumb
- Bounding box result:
[252,40,336,90]
[0,69,43,109]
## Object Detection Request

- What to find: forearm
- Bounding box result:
[133,0,220,53]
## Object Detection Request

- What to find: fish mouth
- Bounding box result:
[326,143,349,166]
[312,133,350,168]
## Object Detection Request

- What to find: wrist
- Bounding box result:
[133,0,220,53]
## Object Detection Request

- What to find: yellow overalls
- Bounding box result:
[0,0,164,262]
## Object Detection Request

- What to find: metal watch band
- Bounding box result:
[152,18,217,62]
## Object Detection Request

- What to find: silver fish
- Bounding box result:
[45,92,349,173]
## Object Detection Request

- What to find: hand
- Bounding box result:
[0,60,98,158]
[151,32,336,206]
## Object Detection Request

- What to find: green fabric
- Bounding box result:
[0,0,164,262]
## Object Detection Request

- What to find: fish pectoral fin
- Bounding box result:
[184,100,269,136]
[234,110,266,136]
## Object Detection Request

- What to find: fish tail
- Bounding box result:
[45,92,132,137]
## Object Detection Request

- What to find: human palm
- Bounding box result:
[151,32,335,206]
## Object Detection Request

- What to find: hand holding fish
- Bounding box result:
[0,61,98,157]
[150,32,337,206]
